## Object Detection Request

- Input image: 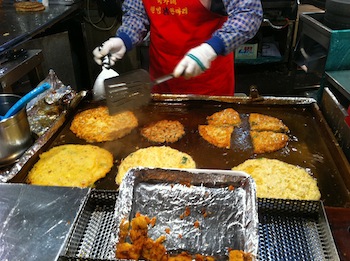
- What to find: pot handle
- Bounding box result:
[4,82,51,119]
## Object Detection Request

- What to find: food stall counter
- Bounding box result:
[0,3,81,53]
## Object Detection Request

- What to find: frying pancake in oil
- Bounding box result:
[70,106,138,143]
[250,131,289,154]
[198,125,234,149]
[206,108,241,126]
[141,120,185,143]
[248,113,290,154]
[249,113,289,132]
[199,109,290,153]
[198,108,241,149]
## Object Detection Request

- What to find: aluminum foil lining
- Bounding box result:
[110,168,258,260]
[0,69,87,182]
[26,69,78,137]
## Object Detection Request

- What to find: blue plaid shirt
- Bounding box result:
[116,0,263,56]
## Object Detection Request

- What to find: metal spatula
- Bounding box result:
[104,69,173,115]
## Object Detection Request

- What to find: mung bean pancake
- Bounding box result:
[250,130,289,154]
[116,146,196,184]
[207,108,241,126]
[27,144,113,187]
[232,158,321,200]
[249,113,289,132]
[70,106,138,143]
[14,1,45,11]
[198,125,234,149]
[141,120,185,143]
[248,113,289,153]
[198,108,240,149]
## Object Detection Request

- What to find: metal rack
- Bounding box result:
[59,190,339,261]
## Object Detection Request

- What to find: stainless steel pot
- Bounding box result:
[0,94,33,166]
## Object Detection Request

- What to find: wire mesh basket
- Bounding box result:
[59,190,339,261]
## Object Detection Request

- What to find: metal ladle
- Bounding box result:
[0,82,51,121]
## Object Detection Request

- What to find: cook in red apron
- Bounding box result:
[143,0,234,96]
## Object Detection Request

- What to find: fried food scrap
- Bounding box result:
[201,208,209,218]
[142,236,168,261]
[207,108,241,126]
[194,220,200,228]
[250,130,288,154]
[195,254,216,261]
[129,214,149,243]
[198,125,234,149]
[116,242,142,260]
[180,206,191,219]
[168,252,192,261]
[168,252,215,261]
[70,106,138,143]
[116,213,253,261]
[249,113,289,133]
[116,213,167,261]
[229,250,253,261]
[228,185,235,191]
[141,120,185,143]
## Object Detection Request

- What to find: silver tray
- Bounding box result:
[112,168,258,260]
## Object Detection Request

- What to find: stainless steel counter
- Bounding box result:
[0,3,81,53]
[0,183,89,261]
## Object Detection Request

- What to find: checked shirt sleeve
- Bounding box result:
[116,0,150,52]
[207,0,263,56]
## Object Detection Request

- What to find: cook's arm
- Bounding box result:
[173,0,263,78]
[92,0,147,65]
[208,0,263,56]
[115,0,150,51]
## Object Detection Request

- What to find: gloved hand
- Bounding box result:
[93,37,126,67]
[173,43,217,79]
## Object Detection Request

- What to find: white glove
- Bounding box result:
[93,37,126,67]
[173,43,217,79]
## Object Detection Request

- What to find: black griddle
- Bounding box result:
[10,95,350,207]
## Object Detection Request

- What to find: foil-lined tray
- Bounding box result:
[59,190,339,260]
[111,168,258,260]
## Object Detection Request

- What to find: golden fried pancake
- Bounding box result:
[70,106,138,143]
[249,113,289,132]
[198,108,239,149]
[14,1,45,11]
[198,125,234,149]
[116,146,196,184]
[232,158,321,200]
[207,108,241,126]
[250,130,288,154]
[141,120,185,143]
[27,144,113,187]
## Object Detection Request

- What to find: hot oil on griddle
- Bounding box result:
[15,99,350,207]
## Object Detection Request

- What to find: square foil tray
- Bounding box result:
[112,168,258,260]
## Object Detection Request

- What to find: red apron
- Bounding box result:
[143,0,234,95]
